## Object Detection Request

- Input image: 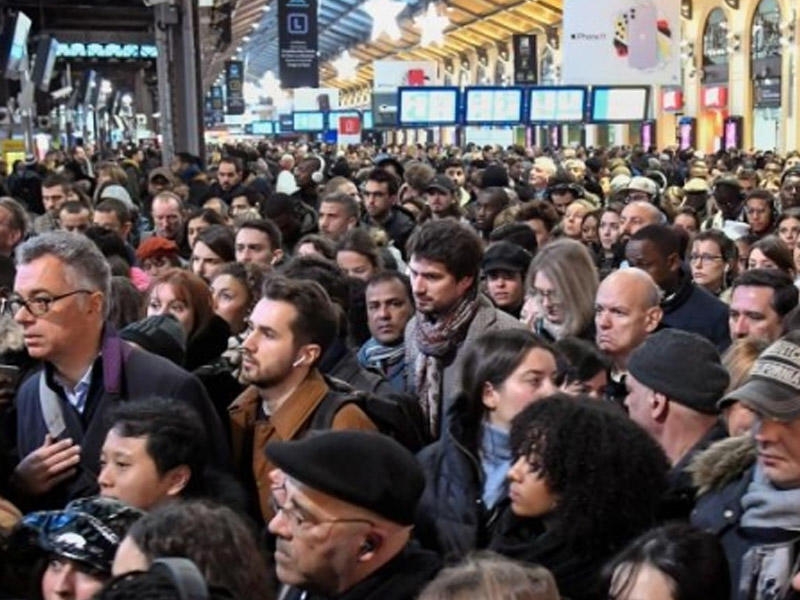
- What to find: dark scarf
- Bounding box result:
[414,291,480,436]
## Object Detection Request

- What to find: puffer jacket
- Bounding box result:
[415,393,506,559]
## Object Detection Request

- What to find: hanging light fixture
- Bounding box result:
[333,50,359,80]
[417,2,448,47]
[363,0,404,41]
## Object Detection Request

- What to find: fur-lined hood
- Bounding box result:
[687,434,757,496]
[0,315,24,355]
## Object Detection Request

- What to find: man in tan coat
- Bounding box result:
[229,276,375,520]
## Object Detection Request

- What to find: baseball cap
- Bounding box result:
[719,334,800,420]
[482,241,533,275]
[426,174,455,194]
[684,178,710,193]
[624,176,658,197]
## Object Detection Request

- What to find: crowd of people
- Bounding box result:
[1,140,800,599]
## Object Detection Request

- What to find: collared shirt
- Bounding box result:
[53,362,96,414]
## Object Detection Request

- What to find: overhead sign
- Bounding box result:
[225,60,245,115]
[512,34,538,85]
[278,0,319,88]
[562,0,681,85]
[373,60,436,91]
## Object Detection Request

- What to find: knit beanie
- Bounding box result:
[627,329,729,414]
[120,315,187,367]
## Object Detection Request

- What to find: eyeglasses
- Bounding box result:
[270,484,374,535]
[530,287,560,303]
[689,253,723,264]
[1,289,93,317]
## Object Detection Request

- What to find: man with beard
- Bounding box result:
[228,276,375,520]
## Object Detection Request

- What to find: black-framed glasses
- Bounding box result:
[269,484,374,534]
[1,289,93,317]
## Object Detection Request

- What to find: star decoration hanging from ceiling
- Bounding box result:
[363,0,405,41]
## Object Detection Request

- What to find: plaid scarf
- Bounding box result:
[414,292,480,436]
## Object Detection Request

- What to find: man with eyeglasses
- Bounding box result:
[266,430,441,600]
[7,231,229,509]
[362,168,416,260]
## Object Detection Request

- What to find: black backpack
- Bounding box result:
[310,377,431,453]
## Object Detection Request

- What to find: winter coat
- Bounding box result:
[415,393,507,559]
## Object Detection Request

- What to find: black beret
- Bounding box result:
[627,329,729,414]
[265,431,424,525]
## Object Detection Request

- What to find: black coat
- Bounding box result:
[488,512,606,600]
[415,393,506,559]
[280,542,441,600]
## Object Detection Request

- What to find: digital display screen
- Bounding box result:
[363,110,373,129]
[292,111,325,131]
[251,121,275,135]
[465,88,523,124]
[398,87,459,126]
[590,87,650,122]
[528,88,586,123]
[3,11,32,78]
[328,111,360,131]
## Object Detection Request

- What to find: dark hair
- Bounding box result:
[195,225,235,263]
[459,330,557,455]
[692,229,737,262]
[675,206,701,230]
[109,276,143,329]
[218,155,243,173]
[630,224,681,257]
[294,233,336,260]
[186,207,226,228]
[479,186,510,209]
[366,167,401,196]
[95,569,233,600]
[107,398,208,498]
[321,191,360,219]
[605,524,730,600]
[124,501,272,600]
[85,225,132,266]
[406,218,484,281]
[261,275,338,360]
[337,228,383,269]
[489,223,538,255]
[95,198,132,225]
[555,336,611,385]
[515,201,559,232]
[732,268,799,317]
[0,196,29,239]
[366,270,413,305]
[211,262,269,317]
[281,254,350,311]
[748,234,794,276]
[237,219,283,252]
[59,200,90,216]
[510,394,669,556]
[42,173,71,192]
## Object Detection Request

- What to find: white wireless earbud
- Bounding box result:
[292,358,304,367]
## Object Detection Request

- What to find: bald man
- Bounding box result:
[595,268,663,374]
[620,201,665,241]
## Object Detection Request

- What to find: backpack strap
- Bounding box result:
[38,371,66,439]
[309,391,359,431]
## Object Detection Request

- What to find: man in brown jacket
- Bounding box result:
[229,275,375,520]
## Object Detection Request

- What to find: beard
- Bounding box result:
[240,353,295,389]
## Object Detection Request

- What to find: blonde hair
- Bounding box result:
[722,337,769,393]
[418,552,559,600]
[527,238,599,337]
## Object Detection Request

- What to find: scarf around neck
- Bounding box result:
[741,462,800,530]
[414,291,481,437]
[361,337,405,370]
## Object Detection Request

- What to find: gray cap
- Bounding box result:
[719,336,800,420]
